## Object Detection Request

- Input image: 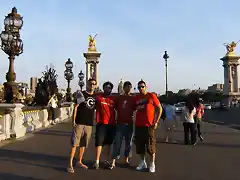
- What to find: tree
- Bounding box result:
[33,65,58,106]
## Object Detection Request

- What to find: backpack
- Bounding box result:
[160,104,166,121]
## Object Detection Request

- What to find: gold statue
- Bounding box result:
[223,41,239,55]
[88,34,98,52]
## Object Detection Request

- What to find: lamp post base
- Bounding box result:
[3,81,19,103]
[6,70,16,82]
[66,88,72,102]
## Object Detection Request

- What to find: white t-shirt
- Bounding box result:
[48,95,58,108]
[165,105,176,121]
[183,107,196,123]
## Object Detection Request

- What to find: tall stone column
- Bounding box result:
[221,53,240,105]
[232,64,239,92]
[83,52,101,87]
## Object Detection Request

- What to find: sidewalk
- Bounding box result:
[0,120,239,180]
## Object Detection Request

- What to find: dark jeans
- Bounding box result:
[183,122,196,145]
[50,107,56,122]
[194,118,202,137]
[112,123,134,158]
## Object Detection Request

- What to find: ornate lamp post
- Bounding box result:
[0,7,23,103]
[78,70,85,91]
[64,58,74,102]
[163,51,169,97]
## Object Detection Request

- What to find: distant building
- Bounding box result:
[30,77,38,93]
[177,89,192,96]
[207,83,223,93]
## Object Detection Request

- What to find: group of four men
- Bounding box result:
[67,78,162,173]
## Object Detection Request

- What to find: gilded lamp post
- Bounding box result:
[0,7,23,103]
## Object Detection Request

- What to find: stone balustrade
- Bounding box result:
[0,103,74,142]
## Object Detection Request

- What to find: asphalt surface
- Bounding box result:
[0,119,240,180]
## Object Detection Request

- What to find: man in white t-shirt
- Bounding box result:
[163,103,177,143]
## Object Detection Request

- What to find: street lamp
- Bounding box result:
[0,7,23,103]
[163,51,169,97]
[64,58,74,102]
[78,70,85,91]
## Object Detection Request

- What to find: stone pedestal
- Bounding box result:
[83,51,101,87]
[10,103,27,138]
[221,55,240,106]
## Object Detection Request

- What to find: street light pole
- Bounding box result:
[64,58,74,102]
[163,51,169,97]
[0,7,24,103]
[78,70,85,91]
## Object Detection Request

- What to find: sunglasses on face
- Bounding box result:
[89,83,96,86]
[138,86,145,89]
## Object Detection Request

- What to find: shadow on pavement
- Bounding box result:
[0,173,43,180]
[0,149,67,172]
[34,129,72,137]
[205,120,240,131]
[156,139,240,148]
[196,142,240,148]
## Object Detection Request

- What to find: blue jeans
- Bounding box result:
[112,123,134,159]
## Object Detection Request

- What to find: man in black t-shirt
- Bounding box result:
[67,78,97,173]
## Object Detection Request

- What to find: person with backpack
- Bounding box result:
[67,78,97,173]
[163,102,177,143]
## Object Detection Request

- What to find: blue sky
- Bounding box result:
[0,0,240,93]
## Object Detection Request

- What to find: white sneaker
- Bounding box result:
[136,160,147,171]
[149,162,155,173]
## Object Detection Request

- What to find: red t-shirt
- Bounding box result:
[134,92,161,127]
[96,94,116,125]
[115,95,135,124]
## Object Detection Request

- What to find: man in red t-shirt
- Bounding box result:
[110,81,135,169]
[94,81,116,169]
[134,80,162,173]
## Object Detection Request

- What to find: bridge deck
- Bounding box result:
[0,120,239,180]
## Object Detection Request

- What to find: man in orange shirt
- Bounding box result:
[134,80,162,173]
[110,81,135,169]
[93,81,116,169]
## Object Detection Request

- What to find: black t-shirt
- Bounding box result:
[75,91,96,126]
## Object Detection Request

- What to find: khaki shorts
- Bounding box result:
[135,126,156,155]
[71,125,92,147]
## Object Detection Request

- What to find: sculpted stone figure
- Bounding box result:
[88,34,98,51]
[223,41,239,54]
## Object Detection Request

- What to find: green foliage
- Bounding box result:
[159,91,224,105]
[33,65,58,106]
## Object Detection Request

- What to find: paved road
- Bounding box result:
[0,120,239,180]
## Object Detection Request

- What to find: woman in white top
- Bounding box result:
[182,100,197,145]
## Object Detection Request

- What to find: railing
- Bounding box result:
[0,103,74,142]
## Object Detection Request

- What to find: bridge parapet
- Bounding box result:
[0,103,74,142]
